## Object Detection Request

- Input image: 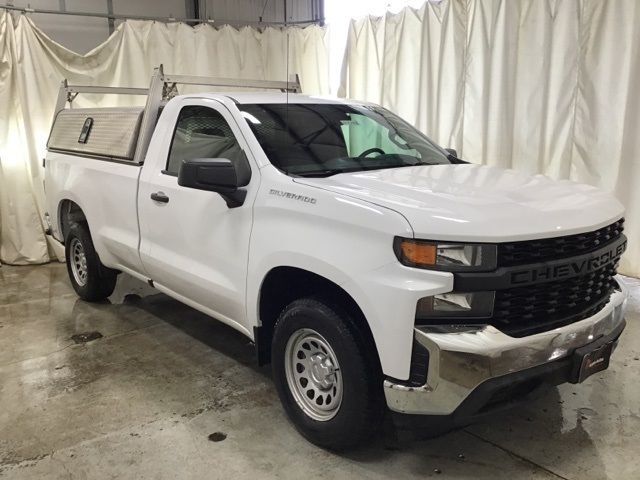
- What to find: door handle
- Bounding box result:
[150,192,169,203]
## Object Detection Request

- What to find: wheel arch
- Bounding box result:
[58,198,88,242]
[255,266,380,371]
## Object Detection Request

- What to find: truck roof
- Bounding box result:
[181,92,365,105]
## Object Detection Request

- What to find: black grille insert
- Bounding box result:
[490,220,624,336]
[492,262,618,337]
[498,219,625,267]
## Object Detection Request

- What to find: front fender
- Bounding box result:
[248,169,442,379]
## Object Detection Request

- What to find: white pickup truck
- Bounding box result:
[44,67,628,450]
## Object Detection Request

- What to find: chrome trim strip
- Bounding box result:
[384,279,628,415]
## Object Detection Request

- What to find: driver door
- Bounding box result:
[137,98,255,332]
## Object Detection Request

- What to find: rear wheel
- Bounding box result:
[272,297,383,451]
[64,222,117,301]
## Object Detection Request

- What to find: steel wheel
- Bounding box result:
[69,237,88,287]
[284,328,343,422]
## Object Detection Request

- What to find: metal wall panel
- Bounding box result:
[10,0,110,53]
[6,1,320,54]
[112,0,188,31]
[200,0,317,24]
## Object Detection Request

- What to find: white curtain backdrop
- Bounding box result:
[340,0,640,278]
[0,10,329,265]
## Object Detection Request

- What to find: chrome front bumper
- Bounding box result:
[384,282,628,415]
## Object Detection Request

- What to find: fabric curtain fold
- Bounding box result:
[0,12,329,265]
[0,11,49,265]
[341,0,640,277]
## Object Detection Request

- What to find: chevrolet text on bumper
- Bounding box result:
[43,67,629,450]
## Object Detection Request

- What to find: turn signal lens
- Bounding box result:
[397,239,437,266]
[394,237,497,272]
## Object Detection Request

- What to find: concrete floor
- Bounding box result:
[0,263,639,480]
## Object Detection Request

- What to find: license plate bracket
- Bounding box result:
[570,339,614,383]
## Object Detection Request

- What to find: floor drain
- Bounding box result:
[71,331,103,344]
[208,432,227,442]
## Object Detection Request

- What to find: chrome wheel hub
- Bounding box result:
[70,238,88,287]
[284,328,343,421]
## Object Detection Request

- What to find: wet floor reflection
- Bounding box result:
[1,263,638,479]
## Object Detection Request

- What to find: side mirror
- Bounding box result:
[444,148,468,164]
[178,158,248,208]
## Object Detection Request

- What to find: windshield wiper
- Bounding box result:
[293,169,346,177]
[293,161,435,178]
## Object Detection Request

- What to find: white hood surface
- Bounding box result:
[296,164,624,242]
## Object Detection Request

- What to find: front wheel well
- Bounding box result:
[256,266,379,369]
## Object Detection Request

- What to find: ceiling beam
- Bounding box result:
[1,3,319,26]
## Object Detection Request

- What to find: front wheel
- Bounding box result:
[272,297,384,450]
[65,222,117,302]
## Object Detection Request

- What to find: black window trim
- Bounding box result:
[164,104,243,177]
[163,106,184,176]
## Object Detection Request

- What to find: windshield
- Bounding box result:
[238,103,452,177]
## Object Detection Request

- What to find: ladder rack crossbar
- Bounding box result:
[162,74,300,92]
[65,86,150,95]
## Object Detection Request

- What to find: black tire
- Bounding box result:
[64,222,117,302]
[271,297,384,451]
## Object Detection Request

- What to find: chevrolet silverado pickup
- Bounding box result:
[44,67,628,450]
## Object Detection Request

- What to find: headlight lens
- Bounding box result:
[416,291,494,318]
[394,237,497,272]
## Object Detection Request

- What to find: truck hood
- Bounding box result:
[295,164,624,242]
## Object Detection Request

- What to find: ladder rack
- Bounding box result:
[51,64,301,163]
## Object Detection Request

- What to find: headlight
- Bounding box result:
[416,292,494,318]
[393,237,497,272]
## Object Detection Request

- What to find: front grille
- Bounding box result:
[416,219,624,337]
[498,218,624,267]
[491,262,619,337]
[489,219,624,335]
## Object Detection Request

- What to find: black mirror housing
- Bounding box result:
[178,158,248,208]
[445,148,468,164]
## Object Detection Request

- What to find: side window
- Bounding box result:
[166,105,245,175]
